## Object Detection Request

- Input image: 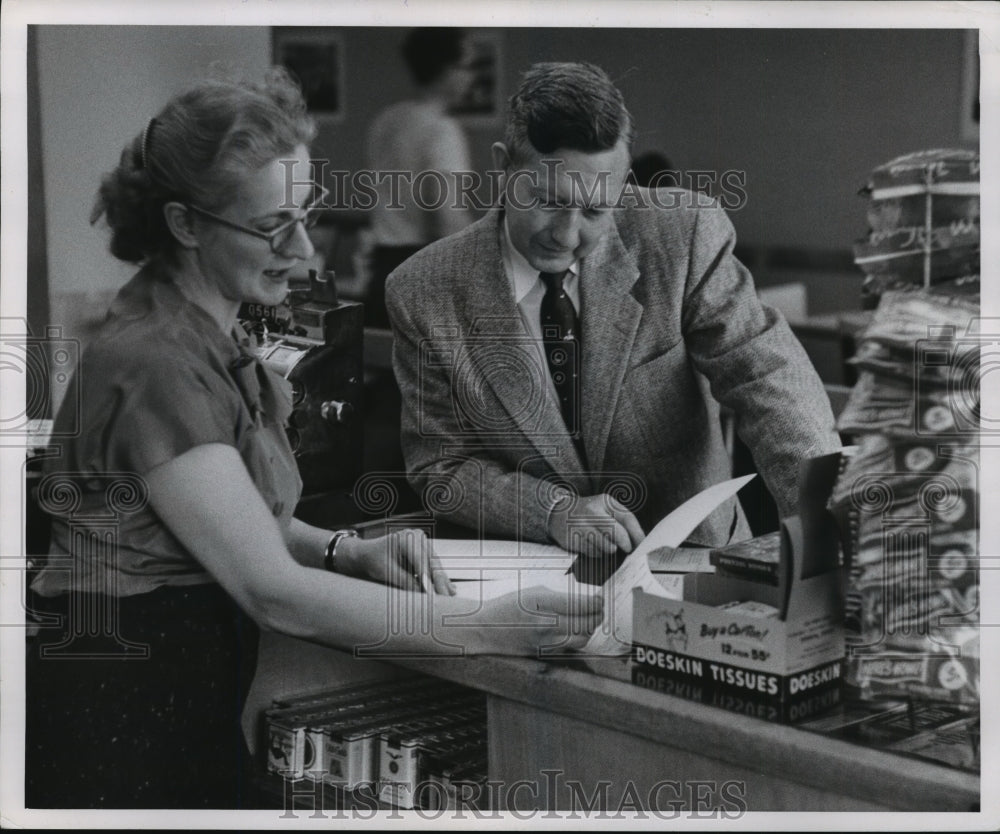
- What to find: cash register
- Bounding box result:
[239,269,364,524]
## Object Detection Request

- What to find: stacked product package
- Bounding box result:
[832,149,982,706]
[828,286,980,706]
[853,149,979,308]
[264,675,488,810]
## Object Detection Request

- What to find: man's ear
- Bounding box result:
[490,142,511,205]
[163,201,199,249]
[490,141,511,175]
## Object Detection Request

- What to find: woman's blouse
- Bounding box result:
[31,264,303,597]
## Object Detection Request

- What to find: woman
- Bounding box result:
[25,69,600,810]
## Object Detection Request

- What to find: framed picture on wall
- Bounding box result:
[450,31,502,125]
[272,28,344,122]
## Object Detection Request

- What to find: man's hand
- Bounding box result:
[546,492,645,559]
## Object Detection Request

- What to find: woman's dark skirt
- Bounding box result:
[25,582,261,809]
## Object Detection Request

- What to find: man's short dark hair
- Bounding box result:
[401,27,466,86]
[504,62,635,162]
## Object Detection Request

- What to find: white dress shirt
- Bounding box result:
[500,219,581,340]
[500,218,581,404]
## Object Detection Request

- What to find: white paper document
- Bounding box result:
[430,475,753,653]
[433,538,584,601]
[582,474,756,656]
[448,570,594,601]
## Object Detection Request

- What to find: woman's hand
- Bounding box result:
[462,586,604,655]
[337,529,455,595]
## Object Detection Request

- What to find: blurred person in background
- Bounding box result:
[364,27,476,328]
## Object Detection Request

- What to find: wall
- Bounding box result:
[310,27,973,252]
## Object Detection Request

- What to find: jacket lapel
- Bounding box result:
[460,210,588,478]
[579,222,642,473]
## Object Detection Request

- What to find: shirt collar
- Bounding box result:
[502,217,579,304]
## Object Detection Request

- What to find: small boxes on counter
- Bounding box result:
[262,675,489,810]
[631,454,846,719]
[378,715,487,808]
[311,689,482,789]
[264,676,461,780]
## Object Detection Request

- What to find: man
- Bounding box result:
[386,62,840,561]
[365,27,475,328]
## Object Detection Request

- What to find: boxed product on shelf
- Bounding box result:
[264,678,477,780]
[309,708,404,787]
[852,226,979,283]
[861,148,979,196]
[631,453,846,712]
[265,679,455,778]
[424,750,490,811]
[377,715,487,808]
[846,626,979,706]
[315,692,484,790]
[709,530,782,585]
[828,285,981,708]
[629,661,843,724]
[865,192,979,233]
[311,692,481,787]
[267,703,380,780]
[853,149,979,306]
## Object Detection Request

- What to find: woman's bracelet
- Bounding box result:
[323,529,358,573]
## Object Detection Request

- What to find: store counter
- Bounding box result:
[248,630,978,813]
[247,502,978,813]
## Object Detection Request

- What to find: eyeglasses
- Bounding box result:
[187,183,329,255]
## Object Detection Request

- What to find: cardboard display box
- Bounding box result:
[632,453,847,711]
[629,659,843,724]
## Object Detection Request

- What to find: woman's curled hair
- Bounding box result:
[91,67,317,264]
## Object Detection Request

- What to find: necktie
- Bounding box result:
[539,271,582,443]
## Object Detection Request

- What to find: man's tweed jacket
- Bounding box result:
[385,193,840,545]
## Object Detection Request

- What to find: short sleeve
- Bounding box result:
[96,351,242,476]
